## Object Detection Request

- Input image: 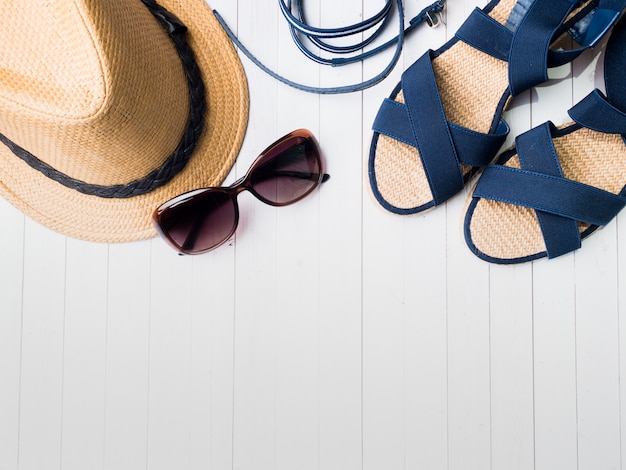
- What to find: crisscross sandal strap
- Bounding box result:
[457,0,626,96]
[372,99,509,163]
[473,122,626,258]
[454,0,579,96]
[372,52,509,204]
[508,0,581,96]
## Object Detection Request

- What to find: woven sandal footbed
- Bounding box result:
[464,125,626,263]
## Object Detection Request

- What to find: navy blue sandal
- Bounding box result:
[464,13,626,264]
[368,0,625,215]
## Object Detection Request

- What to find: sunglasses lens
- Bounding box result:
[155,190,237,254]
[250,134,322,205]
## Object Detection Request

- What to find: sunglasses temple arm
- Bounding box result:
[254,170,330,182]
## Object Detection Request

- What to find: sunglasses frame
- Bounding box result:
[153,129,328,255]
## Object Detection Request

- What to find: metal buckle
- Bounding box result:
[425,0,447,28]
[425,10,441,27]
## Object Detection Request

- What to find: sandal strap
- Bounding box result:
[509,0,626,95]
[474,122,626,258]
[568,89,626,134]
[508,0,579,96]
[549,0,626,66]
[569,0,626,47]
[456,0,626,97]
[372,51,509,205]
[401,53,461,204]
[455,8,512,62]
[452,0,578,96]
[372,100,509,167]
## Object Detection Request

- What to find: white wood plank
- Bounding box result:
[231,185,282,469]
[232,268,278,470]
[402,213,449,470]
[532,258,578,470]
[576,201,620,452]
[273,1,323,468]
[18,220,66,470]
[104,241,151,470]
[362,174,405,454]
[189,250,236,470]
[316,0,363,466]
[574,235,621,468]
[489,264,535,470]
[61,239,109,470]
[445,214,491,470]
[0,200,24,470]
[230,1,281,469]
[360,0,412,468]
[618,213,626,470]
[230,197,281,464]
[574,251,621,470]
[146,241,194,470]
[533,64,572,127]
[317,116,363,467]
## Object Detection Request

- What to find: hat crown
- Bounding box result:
[0,1,106,118]
[0,0,189,186]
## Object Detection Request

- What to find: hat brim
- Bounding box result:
[0,0,249,243]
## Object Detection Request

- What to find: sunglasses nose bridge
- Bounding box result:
[228,174,254,195]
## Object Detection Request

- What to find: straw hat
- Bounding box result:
[0,0,249,242]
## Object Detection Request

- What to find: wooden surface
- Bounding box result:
[1,0,625,469]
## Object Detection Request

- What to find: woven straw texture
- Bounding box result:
[467,126,626,260]
[372,0,591,211]
[0,0,249,242]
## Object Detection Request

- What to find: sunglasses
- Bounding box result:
[153,129,329,255]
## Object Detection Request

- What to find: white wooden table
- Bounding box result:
[1,0,624,469]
